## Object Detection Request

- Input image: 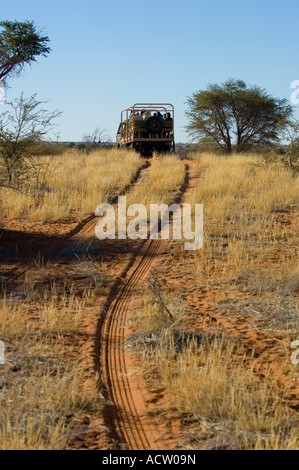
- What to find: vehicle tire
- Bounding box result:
[146,116,164,134]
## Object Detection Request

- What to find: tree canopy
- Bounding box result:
[186,79,293,153]
[0,20,51,83]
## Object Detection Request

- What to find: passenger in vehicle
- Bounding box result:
[133,111,143,121]
[142,110,151,120]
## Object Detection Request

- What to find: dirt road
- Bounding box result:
[2,156,296,451]
[1,158,187,450]
[99,238,167,449]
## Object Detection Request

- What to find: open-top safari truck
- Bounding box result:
[116,103,175,156]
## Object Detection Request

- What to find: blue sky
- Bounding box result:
[1,0,299,143]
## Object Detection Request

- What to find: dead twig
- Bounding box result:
[148,272,173,321]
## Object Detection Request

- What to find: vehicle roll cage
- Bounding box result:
[117,103,174,143]
[120,103,174,125]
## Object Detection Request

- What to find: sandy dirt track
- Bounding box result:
[1,157,298,450]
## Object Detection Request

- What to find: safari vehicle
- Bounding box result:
[117,103,175,156]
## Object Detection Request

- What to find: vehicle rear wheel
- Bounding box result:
[146,116,164,134]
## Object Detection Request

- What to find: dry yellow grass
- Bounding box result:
[0,277,100,450]
[1,149,298,449]
[0,361,97,450]
[0,298,34,338]
[185,152,299,289]
[131,284,299,450]
[125,153,186,212]
[0,360,99,450]
[129,151,299,450]
[0,148,143,449]
[1,148,141,222]
[188,152,298,225]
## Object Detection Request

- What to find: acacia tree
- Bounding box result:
[0,94,61,190]
[186,79,293,153]
[0,20,50,83]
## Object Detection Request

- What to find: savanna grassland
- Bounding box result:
[0,148,298,450]
[130,152,299,450]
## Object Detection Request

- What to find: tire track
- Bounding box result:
[101,238,164,450]
[99,163,189,450]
